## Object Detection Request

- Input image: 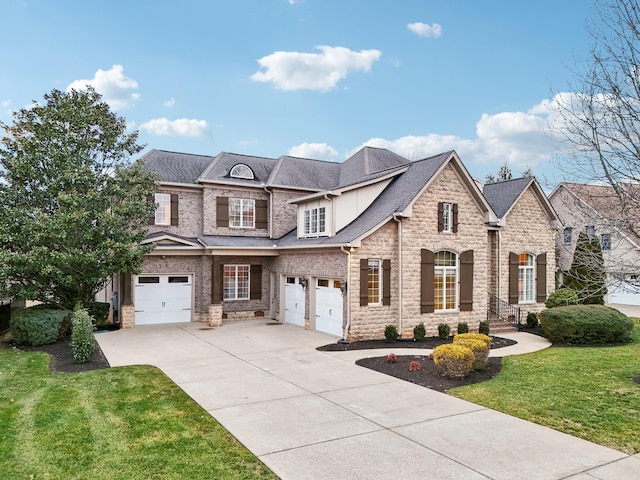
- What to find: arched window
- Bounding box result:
[230,163,254,180]
[518,253,535,302]
[434,251,457,311]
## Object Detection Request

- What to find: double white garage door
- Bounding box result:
[134,274,192,325]
[285,277,343,337]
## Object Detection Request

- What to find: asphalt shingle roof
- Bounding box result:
[141,150,214,184]
[483,177,533,218]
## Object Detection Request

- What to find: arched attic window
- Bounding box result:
[230,163,255,180]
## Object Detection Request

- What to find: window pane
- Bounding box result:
[563,227,572,245]
[223,265,250,300]
[154,193,171,225]
[318,207,326,233]
[442,203,451,232]
[434,251,457,311]
[518,254,534,302]
[368,259,380,304]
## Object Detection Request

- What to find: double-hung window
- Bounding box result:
[154,193,171,225]
[229,198,255,228]
[367,259,382,305]
[518,253,535,303]
[434,251,457,311]
[223,265,250,300]
[303,207,326,236]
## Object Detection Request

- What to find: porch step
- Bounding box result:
[488,320,519,334]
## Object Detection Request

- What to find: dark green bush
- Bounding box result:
[413,322,426,341]
[10,306,72,346]
[85,301,110,326]
[384,324,399,342]
[71,307,95,363]
[457,322,469,334]
[479,320,490,336]
[539,305,633,345]
[526,312,538,328]
[437,323,450,340]
[545,288,580,308]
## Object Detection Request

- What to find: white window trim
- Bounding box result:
[434,251,458,312]
[442,202,452,233]
[302,206,326,237]
[368,259,382,306]
[230,163,254,180]
[154,193,171,226]
[518,254,535,303]
[223,264,250,301]
[229,198,255,229]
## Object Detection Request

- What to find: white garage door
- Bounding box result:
[134,274,192,325]
[285,276,305,327]
[315,279,343,337]
[607,281,640,306]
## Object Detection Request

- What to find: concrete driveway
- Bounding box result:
[95,320,640,480]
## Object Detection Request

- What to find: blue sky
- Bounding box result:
[1,0,596,183]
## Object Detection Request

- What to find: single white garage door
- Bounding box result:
[285,276,305,327]
[607,281,640,306]
[134,274,192,325]
[315,278,343,337]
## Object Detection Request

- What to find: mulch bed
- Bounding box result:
[319,335,516,392]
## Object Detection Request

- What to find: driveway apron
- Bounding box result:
[95,320,640,480]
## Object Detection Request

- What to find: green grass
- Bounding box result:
[0,344,278,480]
[450,321,640,454]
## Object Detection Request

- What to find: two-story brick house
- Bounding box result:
[113,147,556,340]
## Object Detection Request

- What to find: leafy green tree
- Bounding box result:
[0,87,158,309]
[563,231,607,304]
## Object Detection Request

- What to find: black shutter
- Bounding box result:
[216,197,229,227]
[250,265,262,300]
[255,199,268,230]
[459,250,473,311]
[170,193,179,226]
[421,249,435,313]
[382,259,391,306]
[360,259,369,306]
[148,195,155,225]
[437,202,444,232]
[452,203,459,233]
[509,252,519,305]
[536,253,547,303]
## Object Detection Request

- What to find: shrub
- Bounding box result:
[384,324,399,342]
[457,322,469,334]
[479,320,490,335]
[453,333,492,348]
[454,338,489,370]
[526,312,539,328]
[10,307,71,346]
[71,307,95,364]
[432,344,474,379]
[85,301,110,326]
[539,305,634,345]
[408,360,421,372]
[437,323,451,340]
[545,288,580,308]
[386,353,397,363]
[413,322,426,341]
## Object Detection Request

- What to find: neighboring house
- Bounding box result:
[112,147,557,340]
[550,182,640,306]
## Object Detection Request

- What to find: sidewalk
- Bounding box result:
[96,321,640,480]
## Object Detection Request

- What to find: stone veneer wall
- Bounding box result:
[147,187,203,238]
[498,188,557,314]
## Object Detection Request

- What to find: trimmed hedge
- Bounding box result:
[545,288,580,308]
[10,306,72,346]
[71,307,96,363]
[433,344,474,379]
[454,333,492,348]
[454,337,489,370]
[539,305,633,345]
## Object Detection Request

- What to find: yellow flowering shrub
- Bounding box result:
[453,333,492,348]
[432,344,474,379]
[454,338,489,370]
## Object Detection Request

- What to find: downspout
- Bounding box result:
[392,213,403,336]
[340,245,351,342]
[497,229,501,300]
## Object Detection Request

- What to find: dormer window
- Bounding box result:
[304,207,326,236]
[230,164,254,180]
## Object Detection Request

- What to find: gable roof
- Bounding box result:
[268,155,341,191]
[198,152,277,185]
[338,146,410,187]
[483,176,557,223]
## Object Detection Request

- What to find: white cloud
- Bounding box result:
[351,134,479,162]
[1,99,11,108]
[139,118,210,138]
[67,65,139,109]
[288,142,338,161]
[163,97,176,108]
[251,45,382,91]
[407,22,442,38]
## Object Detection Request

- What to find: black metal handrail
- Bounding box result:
[487,293,522,329]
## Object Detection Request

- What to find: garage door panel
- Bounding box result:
[135,275,192,325]
[285,276,305,327]
[315,279,343,337]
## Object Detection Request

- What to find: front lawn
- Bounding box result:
[450,320,640,454]
[0,344,277,480]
